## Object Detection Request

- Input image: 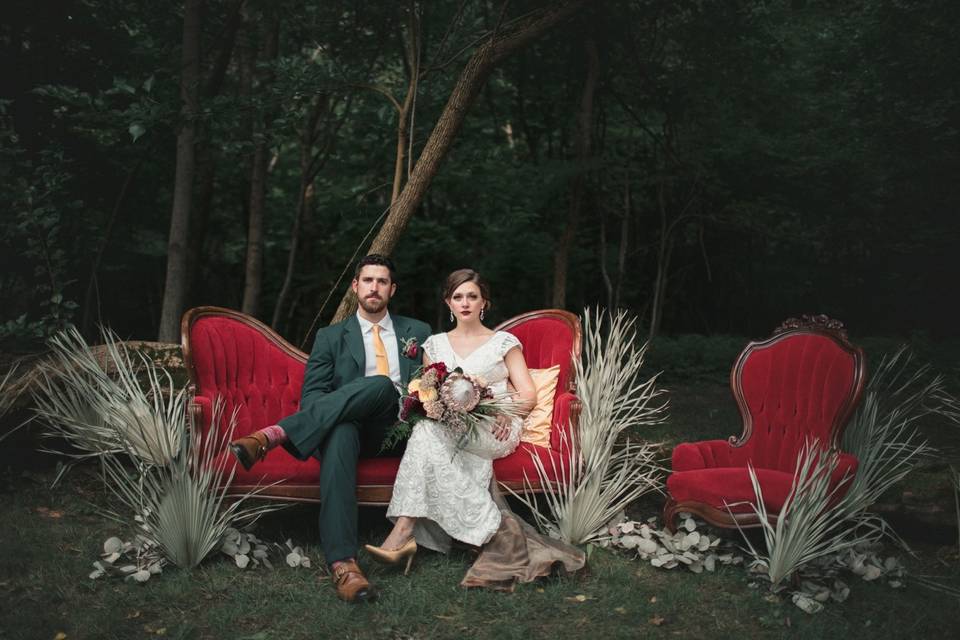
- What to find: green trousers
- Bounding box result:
[279,375,399,564]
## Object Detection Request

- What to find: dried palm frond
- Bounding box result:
[100,401,281,569]
[34,327,281,568]
[509,308,667,545]
[0,362,19,416]
[741,346,959,586]
[33,327,181,466]
[737,440,884,588]
[840,347,944,516]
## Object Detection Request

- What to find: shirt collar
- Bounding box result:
[356,310,394,334]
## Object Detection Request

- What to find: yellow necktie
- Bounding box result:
[372,324,389,376]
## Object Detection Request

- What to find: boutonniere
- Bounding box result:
[401,337,419,359]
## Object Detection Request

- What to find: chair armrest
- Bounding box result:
[550,392,581,452]
[190,393,214,435]
[671,439,732,472]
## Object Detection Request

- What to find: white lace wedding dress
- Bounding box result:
[386,331,523,553]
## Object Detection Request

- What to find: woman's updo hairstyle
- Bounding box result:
[442,268,492,310]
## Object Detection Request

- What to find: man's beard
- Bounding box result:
[358,295,387,314]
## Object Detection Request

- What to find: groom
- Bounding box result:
[230,254,431,603]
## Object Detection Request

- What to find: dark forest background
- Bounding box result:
[2,0,958,352]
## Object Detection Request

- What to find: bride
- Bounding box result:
[365,268,584,587]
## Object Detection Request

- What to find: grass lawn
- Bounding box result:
[1,373,958,639]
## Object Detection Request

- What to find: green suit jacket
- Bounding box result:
[279,313,432,440]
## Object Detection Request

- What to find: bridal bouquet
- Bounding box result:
[382,362,518,452]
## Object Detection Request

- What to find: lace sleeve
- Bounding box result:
[422,334,439,362]
[496,331,523,358]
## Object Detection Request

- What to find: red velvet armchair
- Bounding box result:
[180,306,581,505]
[663,316,866,532]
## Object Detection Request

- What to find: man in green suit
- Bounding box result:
[230,254,431,603]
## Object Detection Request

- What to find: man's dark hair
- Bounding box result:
[354,253,398,283]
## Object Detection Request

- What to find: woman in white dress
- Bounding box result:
[365,269,537,565]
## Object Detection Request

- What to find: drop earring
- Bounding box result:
[449,310,454,322]
[480,308,485,321]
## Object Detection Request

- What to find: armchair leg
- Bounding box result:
[662,497,679,534]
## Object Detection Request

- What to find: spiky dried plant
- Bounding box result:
[0,362,18,417]
[738,441,884,588]
[33,327,181,467]
[33,327,281,568]
[840,347,949,515]
[740,346,958,586]
[100,401,281,569]
[510,308,667,545]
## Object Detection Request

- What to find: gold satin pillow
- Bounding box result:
[520,365,561,448]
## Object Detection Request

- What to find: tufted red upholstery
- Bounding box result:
[182,307,581,503]
[500,314,580,451]
[664,325,865,529]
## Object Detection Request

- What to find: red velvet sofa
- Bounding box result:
[181,307,581,504]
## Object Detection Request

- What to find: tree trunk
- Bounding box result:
[81,157,144,334]
[552,35,598,309]
[186,0,243,307]
[241,18,279,317]
[331,0,588,323]
[157,0,202,342]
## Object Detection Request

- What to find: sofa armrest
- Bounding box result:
[550,392,580,452]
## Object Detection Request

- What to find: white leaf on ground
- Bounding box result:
[89,569,105,579]
[148,563,162,574]
[697,535,711,551]
[637,538,659,555]
[262,558,274,570]
[883,557,899,572]
[221,541,239,556]
[131,570,151,583]
[620,535,641,549]
[792,593,824,614]
[286,552,301,568]
[639,524,652,539]
[252,549,268,559]
[704,555,716,572]
[684,532,700,548]
[620,521,635,534]
[683,518,696,532]
[300,557,311,568]
[862,565,883,581]
[235,554,250,569]
[238,539,251,556]
[103,537,123,554]
[831,580,850,602]
[119,565,137,574]
[103,552,120,564]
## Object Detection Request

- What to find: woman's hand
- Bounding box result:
[491,414,511,442]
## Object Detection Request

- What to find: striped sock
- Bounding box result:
[261,424,287,448]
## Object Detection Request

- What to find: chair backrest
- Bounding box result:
[495,309,581,395]
[181,306,307,438]
[730,316,865,471]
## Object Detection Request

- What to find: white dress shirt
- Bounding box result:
[356,311,402,386]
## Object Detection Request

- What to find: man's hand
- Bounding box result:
[492,414,511,442]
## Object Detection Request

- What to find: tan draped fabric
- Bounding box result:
[460,478,586,591]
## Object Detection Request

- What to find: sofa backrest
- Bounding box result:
[495,309,581,395]
[182,307,306,438]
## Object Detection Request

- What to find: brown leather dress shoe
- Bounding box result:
[229,431,270,471]
[332,560,376,603]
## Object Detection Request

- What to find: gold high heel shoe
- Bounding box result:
[363,538,418,576]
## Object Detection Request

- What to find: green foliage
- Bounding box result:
[3,0,958,341]
[0,103,81,345]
